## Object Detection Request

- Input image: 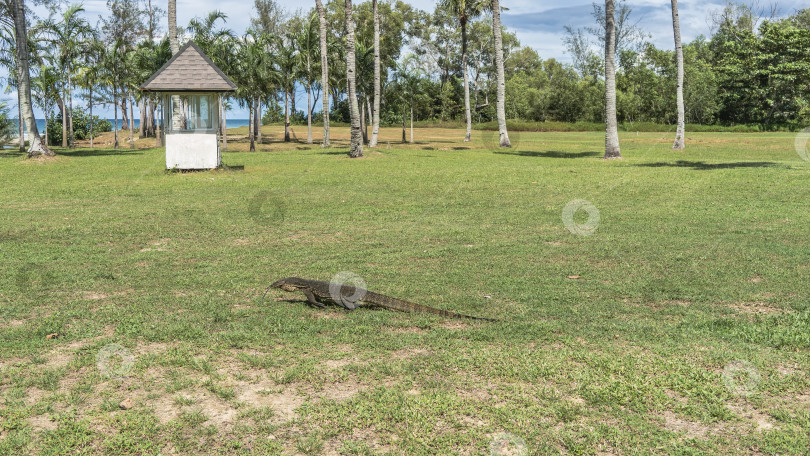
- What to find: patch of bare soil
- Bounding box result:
[389,347,431,360]
[25,387,47,407]
[28,414,58,432]
[660,411,717,439]
[727,403,776,432]
[728,301,784,316]
[235,380,304,423]
[0,319,26,329]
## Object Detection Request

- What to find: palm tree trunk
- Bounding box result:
[402,104,406,143]
[249,98,255,152]
[345,0,363,158]
[462,18,472,142]
[17,98,24,152]
[89,87,94,147]
[168,0,179,54]
[113,86,119,149]
[12,0,52,157]
[369,0,381,147]
[67,70,75,148]
[255,98,262,143]
[671,0,685,150]
[284,91,290,142]
[409,103,414,144]
[316,0,330,147]
[139,97,146,138]
[61,90,67,147]
[220,95,226,152]
[361,97,368,144]
[604,0,622,159]
[156,97,163,147]
[307,82,313,144]
[315,0,331,147]
[492,0,510,148]
[128,91,135,148]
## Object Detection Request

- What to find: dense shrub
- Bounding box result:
[47,108,112,145]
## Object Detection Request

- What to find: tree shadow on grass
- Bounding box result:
[58,148,143,157]
[635,160,786,170]
[494,150,602,159]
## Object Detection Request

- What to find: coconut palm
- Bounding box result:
[604,0,621,159]
[671,0,685,150]
[275,33,298,143]
[9,0,51,157]
[368,0,381,147]
[315,0,330,147]
[442,0,486,142]
[232,31,276,151]
[345,0,363,157]
[491,0,510,147]
[74,38,108,147]
[295,13,320,145]
[40,4,93,148]
[31,65,59,146]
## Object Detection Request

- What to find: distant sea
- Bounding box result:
[8,119,252,140]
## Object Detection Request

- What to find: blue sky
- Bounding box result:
[2,0,806,119]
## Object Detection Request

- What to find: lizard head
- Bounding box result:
[271,277,308,292]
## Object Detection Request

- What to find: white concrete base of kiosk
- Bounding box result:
[165,133,220,170]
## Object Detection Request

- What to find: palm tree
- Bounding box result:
[345,0,363,157]
[491,0,510,147]
[41,4,92,149]
[232,31,276,152]
[604,0,621,159]
[394,56,427,145]
[671,0,685,150]
[276,33,298,143]
[296,13,320,145]
[31,65,59,146]
[75,38,106,147]
[315,0,330,147]
[368,0,381,148]
[443,0,485,142]
[10,0,52,157]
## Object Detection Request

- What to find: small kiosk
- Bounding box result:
[140,41,237,170]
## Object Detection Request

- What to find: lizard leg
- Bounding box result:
[302,289,326,308]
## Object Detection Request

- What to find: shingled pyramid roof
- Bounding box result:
[140,41,236,92]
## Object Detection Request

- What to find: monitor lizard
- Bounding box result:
[270,277,496,321]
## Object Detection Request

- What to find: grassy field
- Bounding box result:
[1,126,809,455]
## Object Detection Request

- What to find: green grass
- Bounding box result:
[1,128,809,454]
